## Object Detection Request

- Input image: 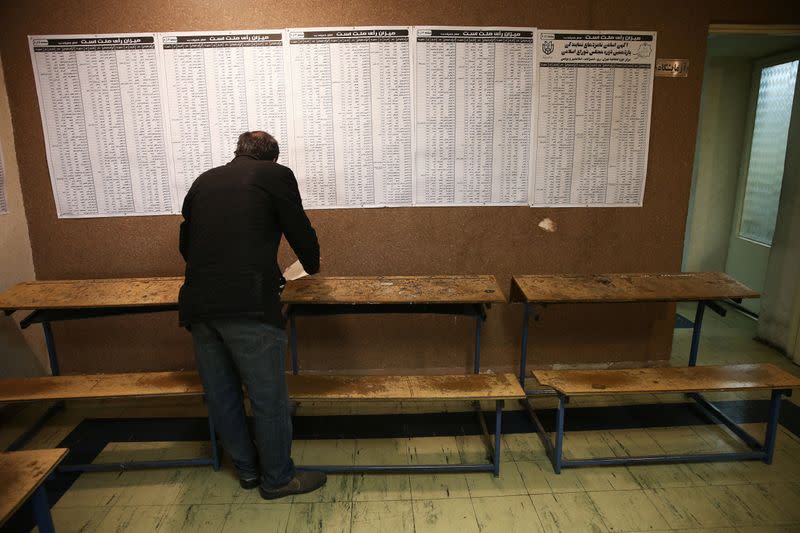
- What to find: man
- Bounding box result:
[178,131,325,500]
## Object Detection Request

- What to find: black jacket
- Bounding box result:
[178,155,320,327]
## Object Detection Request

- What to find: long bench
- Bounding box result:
[0,275,506,449]
[507,272,800,473]
[0,371,524,476]
[530,364,800,472]
[0,448,67,533]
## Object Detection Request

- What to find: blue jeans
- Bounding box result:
[191,318,295,488]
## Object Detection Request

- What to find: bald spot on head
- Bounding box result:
[235,131,280,161]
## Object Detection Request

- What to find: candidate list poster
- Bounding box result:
[29,34,174,218]
[532,30,656,207]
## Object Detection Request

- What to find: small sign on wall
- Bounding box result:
[655,58,689,77]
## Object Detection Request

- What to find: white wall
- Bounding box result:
[0,53,48,376]
[683,56,752,272]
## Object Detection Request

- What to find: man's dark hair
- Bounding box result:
[235,131,280,161]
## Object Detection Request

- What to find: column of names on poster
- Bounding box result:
[160,31,291,205]
[29,34,173,217]
[288,27,413,208]
[414,27,535,206]
[532,30,656,207]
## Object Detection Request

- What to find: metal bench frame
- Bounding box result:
[518,299,794,472]
[7,304,507,476]
[5,305,221,474]
[287,301,505,476]
[523,385,791,473]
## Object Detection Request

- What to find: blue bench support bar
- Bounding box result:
[519,303,531,385]
[29,485,55,533]
[474,315,482,374]
[763,389,785,464]
[58,412,220,473]
[493,400,503,476]
[59,457,217,473]
[528,388,790,473]
[297,464,494,474]
[42,321,60,376]
[559,452,767,468]
[298,400,505,476]
[686,391,763,450]
[688,301,706,367]
[520,398,556,459]
[19,305,178,328]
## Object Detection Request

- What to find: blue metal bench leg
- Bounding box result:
[519,303,531,386]
[474,314,482,374]
[30,484,55,533]
[688,301,706,367]
[289,315,299,375]
[493,400,504,477]
[553,394,566,474]
[42,320,61,376]
[208,413,220,471]
[763,389,786,464]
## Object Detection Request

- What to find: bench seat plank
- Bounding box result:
[0,277,183,311]
[533,364,800,395]
[0,449,68,526]
[0,371,203,402]
[281,275,506,304]
[0,372,525,403]
[511,272,758,303]
[288,373,524,401]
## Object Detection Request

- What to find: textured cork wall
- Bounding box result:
[1,0,796,374]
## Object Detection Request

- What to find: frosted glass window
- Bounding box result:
[739,60,798,245]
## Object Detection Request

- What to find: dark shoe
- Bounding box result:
[259,470,327,500]
[240,477,260,490]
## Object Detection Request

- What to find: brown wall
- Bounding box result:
[1,1,796,374]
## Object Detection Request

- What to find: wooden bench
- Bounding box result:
[0,370,220,473]
[282,275,506,374]
[0,276,515,475]
[0,449,67,533]
[510,272,760,385]
[529,364,800,472]
[0,371,525,476]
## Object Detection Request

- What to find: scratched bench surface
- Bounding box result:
[510,272,758,303]
[0,277,182,311]
[0,371,204,402]
[0,449,68,526]
[0,371,524,403]
[281,275,507,304]
[532,364,800,395]
[288,373,524,401]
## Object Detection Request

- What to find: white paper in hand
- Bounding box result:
[283,260,309,281]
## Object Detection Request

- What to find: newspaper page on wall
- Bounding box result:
[531,30,656,207]
[159,30,292,207]
[0,141,7,215]
[287,27,414,209]
[413,27,536,206]
[29,34,174,218]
